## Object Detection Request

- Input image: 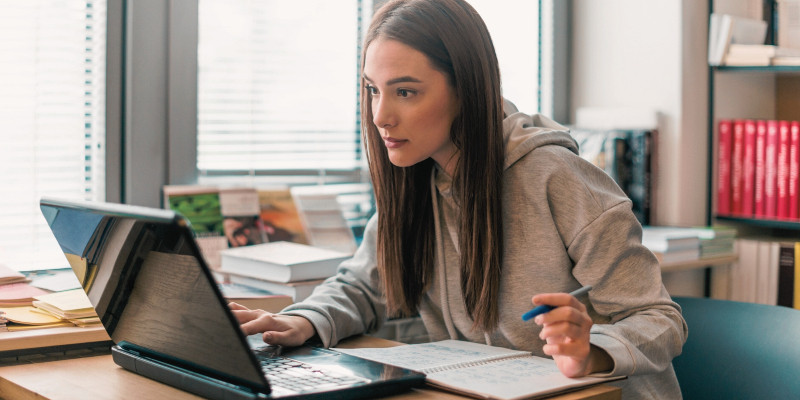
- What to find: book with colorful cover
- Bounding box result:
[777,120,792,219]
[790,121,799,220]
[765,120,780,218]
[164,185,228,268]
[755,120,768,217]
[731,119,745,215]
[717,119,733,216]
[258,188,308,244]
[742,119,757,216]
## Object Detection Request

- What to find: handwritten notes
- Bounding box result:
[336,340,622,400]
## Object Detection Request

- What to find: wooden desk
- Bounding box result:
[0,335,621,400]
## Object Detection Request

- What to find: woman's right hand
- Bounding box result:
[229,302,316,347]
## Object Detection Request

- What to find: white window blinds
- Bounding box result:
[0,0,106,270]
[197,0,363,185]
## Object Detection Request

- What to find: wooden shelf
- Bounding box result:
[713,65,800,73]
[660,254,738,273]
[715,215,800,231]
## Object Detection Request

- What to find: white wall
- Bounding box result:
[570,0,710,296]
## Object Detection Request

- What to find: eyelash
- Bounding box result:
[365,84,416,98]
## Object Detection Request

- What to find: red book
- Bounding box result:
[790,120,800,220]
[754,120,768,218]
[764,120,780,218]
[717,119,733,216]
[741,119,757,216]
[777,120,791,219]
[731,120,745,215]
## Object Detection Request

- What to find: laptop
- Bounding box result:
[39,197,425,399]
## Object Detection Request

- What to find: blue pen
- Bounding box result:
[521,285,593,321]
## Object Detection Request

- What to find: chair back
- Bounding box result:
[672,296,800,399]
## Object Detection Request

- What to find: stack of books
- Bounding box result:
[219,241,350,302]
[688,226,737,259]
[707,13,767,66]
[642,226,737,264]
[642,227,701,264]
[724,44,800,66]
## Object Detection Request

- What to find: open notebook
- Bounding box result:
[39,197,425,399]
[337,340,624,400]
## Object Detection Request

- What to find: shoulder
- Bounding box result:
[506,144,630,213]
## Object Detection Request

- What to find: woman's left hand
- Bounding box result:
[531,292,611,378]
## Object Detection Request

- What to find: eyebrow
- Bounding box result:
[363,74,423,86]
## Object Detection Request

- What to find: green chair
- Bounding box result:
[672,296,800,399]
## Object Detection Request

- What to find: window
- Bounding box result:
[468,0,539,114]
[0,0,106,269]
[196,0,364,186]
[191,0,545,232]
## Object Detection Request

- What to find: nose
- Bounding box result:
[372,97,396,129]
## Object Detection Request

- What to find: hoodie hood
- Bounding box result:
[502,100,578,170]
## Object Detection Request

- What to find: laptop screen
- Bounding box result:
[40,198,268,389]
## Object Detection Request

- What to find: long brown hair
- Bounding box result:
[362,0,505,331]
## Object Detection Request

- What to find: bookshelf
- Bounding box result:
[707,0,800,233]
[706,1,800,306]
[708,62,800,231]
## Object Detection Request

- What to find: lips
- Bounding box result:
[382,136,407,149]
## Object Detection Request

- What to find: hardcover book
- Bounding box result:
[790,121,800,219]
[765,120,780,218]
[777,121,792,218]
[219,241,349,283]
[731,119,745,215]
[227,274,326,302]
[717,119,733,216]
[742,119,757,216]
[754,120,768,217]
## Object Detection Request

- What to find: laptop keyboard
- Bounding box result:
[257,354,370,396]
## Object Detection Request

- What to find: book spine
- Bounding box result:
[220,254,292,283]
[627,130,651,226]
[777,120,791,219]
[778,243,796,308]
[742,119,757,216]
[790,121,800,220]
[754,120,768,218]
[795,242,800,310]
[765,120,780,218]
[602,131,630,195]
[731,120,745,215]
[717,119,733,216]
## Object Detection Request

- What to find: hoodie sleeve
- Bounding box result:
[572,201,687,377]
[545,153,688,377]
[279,214,386,348]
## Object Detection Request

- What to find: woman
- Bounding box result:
[231,0,687,397]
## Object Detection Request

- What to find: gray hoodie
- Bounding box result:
[282,107,687,399]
